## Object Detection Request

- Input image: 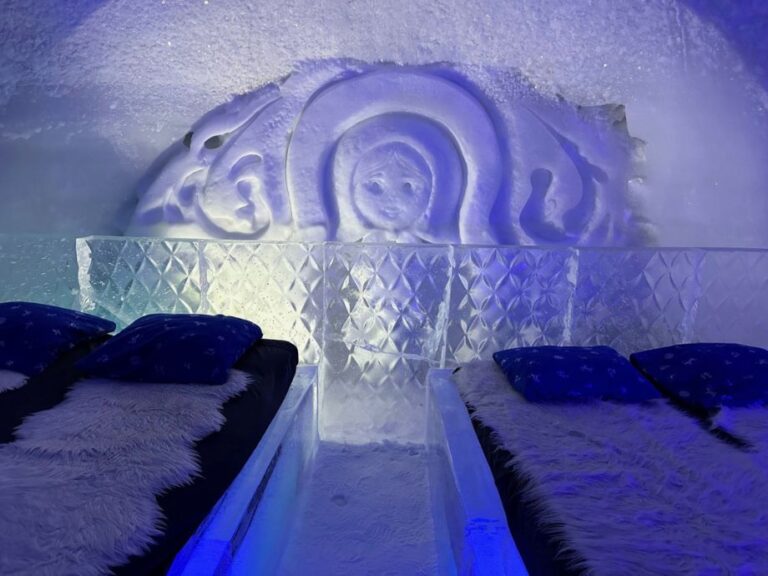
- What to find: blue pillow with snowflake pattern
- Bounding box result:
[493,345,660,403]
[77,313,263,385]
[630,343,768,408]
[0,302,116,376]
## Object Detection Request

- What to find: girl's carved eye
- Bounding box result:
[182,131,193,148]
[401,181,415,195]
[366,181,383,195]
[204,135,224,149]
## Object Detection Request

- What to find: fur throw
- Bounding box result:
[455,361,768,575]
[0,371,250,576]
[0,370,27,394]
[712,407,768,458]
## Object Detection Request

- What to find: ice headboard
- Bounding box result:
[2,235,767,442]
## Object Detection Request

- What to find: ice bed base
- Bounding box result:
[169,364,318,576]
[427,369,527,575]
[466,405,586,576]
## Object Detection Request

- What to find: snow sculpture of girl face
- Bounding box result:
[350,142,432,232]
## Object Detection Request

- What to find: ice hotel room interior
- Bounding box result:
[1,1,767,574]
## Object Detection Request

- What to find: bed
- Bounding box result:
[0,311,306,576]
[0,302,116,443]
[445,348,768,575]
[115,338,299,575]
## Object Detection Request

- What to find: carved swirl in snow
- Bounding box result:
[128,59,650,245]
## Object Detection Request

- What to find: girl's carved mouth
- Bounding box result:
[380,207,401,220]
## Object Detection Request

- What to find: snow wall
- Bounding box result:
[1,0,767,247]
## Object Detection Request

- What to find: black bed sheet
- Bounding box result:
[112,338,298,576]
[0,333,111,444]
[466,403,587,576]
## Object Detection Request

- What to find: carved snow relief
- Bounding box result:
[128,60,649,245]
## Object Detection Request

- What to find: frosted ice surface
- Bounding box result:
[691,250,768,349]
[324,243,451,357]
[320,341,432,444]
[75,237,324,362]
[76,237,202,328]
[0,236,79,309]
[570,249,700,355]
[201,241,324,364]
[428,369,525,574]
[445,246,577,365]
[321,243,451,443]
[128,60,648,246]
[276,441,439,576]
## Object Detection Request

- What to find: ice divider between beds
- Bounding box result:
[427,369,528,575]
[168,365,318,575]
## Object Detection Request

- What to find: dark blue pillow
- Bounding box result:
[0,302,116,376]
[76,313,263,385]
[630,343,768,408]
[493,345,660,403]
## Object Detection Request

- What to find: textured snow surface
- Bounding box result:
[128,59,647,246]
[1,0,768,246]
[456,361,768,574]
[277,441,439,576]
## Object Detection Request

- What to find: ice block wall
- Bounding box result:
[69,237,768,442]
[1,1,768,247]
[75,238,324,364]
[0,236,79,309]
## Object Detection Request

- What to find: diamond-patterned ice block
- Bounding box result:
[77,237,201,327]
[571,249,700,355]
[321,339,431,444]
[445,247,577,365]
[324,244,451,358]
[0,236,79,309]
[691,250,768,349]
[201,242,324,364]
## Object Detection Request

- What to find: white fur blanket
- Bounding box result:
[0,370,27,394]
[455,361,768,575]
[712,407,768,459]
[0,371,251,576]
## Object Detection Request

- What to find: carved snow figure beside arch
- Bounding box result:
[128,59,650,246]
